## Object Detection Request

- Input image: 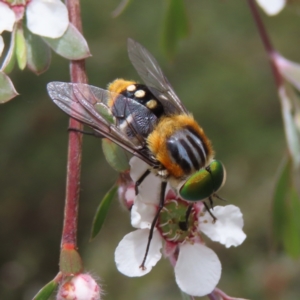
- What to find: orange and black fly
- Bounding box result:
[47,39,226,269]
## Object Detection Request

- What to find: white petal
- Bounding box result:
[0,2,15,34]
[175,243,221,297]
[131,200,156,229]
[129,157,149,182]
[136,173,161,205]
[199,205,246,248]
[115,229,162,277]
[129,157,163,205]
[26,0,69,38]
[256,0,286,15]
[0,36,4,57]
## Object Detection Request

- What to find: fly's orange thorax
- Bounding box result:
[147,114,214,179]
[107,79,136,107]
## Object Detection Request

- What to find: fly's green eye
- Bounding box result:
[179,160,226,201]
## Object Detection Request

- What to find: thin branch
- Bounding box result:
[60,0,88,250]
[247,0,283,88]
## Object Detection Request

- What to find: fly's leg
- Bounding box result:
[68,127,104,138]
[179,204,193,231]
[204,199,217,223]
[135,169,151,195]
[208,196,214,209]
[139,181,167,270]
[214,193,227,202]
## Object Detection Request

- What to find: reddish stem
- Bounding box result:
[61,0,88,249]
[209,287,248,300]
[247,0,283,88]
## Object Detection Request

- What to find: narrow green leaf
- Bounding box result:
[32,279,58,300]
[15,26,27,70]
[272,158,291,245]
[24,27,51,75]
[161,0,189,58]
[1,27,16,73]
[59,248,83,275]
[91,185,118,240]
[42,23,91,60]
[102,138,130,172]
[112,0,133,17]
[0,71,18,103]
[283,188,300,258]
[272,157,300,258]
[278,86,300,168]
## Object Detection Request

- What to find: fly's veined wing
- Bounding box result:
[47,81,156,166]
[47,82,114,131]
[47,82,107,130]
[127,38,189,115]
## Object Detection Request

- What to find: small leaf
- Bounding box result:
[283,187,300,258]
[1,27,16,73]
[24,27,51,75]
[42,23,91,60]
[161,0,189,58]
[278,86,300,168]
[91,185,118,240]
[112,0,133,18]
[0,71,18,103]
[95,103,114,123]
[15,26,27,70]
[102,138,130,172]
[60,247,83,275]
[273,158,291,245]
[32,279,58,300]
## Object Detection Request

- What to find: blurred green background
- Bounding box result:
[1,0,300,299]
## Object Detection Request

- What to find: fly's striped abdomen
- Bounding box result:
[166,126,208,174]
[147,115,214,179]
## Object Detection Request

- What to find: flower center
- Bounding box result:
[157,198,198,243]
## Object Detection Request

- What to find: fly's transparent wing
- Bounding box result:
[47,82,110,130]
[47,81,156,166]
[127,38,189,115]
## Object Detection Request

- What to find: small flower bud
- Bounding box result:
[57,273,101,300]
[117,171,135,210]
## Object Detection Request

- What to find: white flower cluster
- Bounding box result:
[115,157,246,297]
[0,0,68,57]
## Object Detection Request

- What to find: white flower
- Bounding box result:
[0,0,68,39]
[115,158,246,297]
[256,0,286,15]
[0,2,16,34]
[0,1,16,57]
[26,0,68,38]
